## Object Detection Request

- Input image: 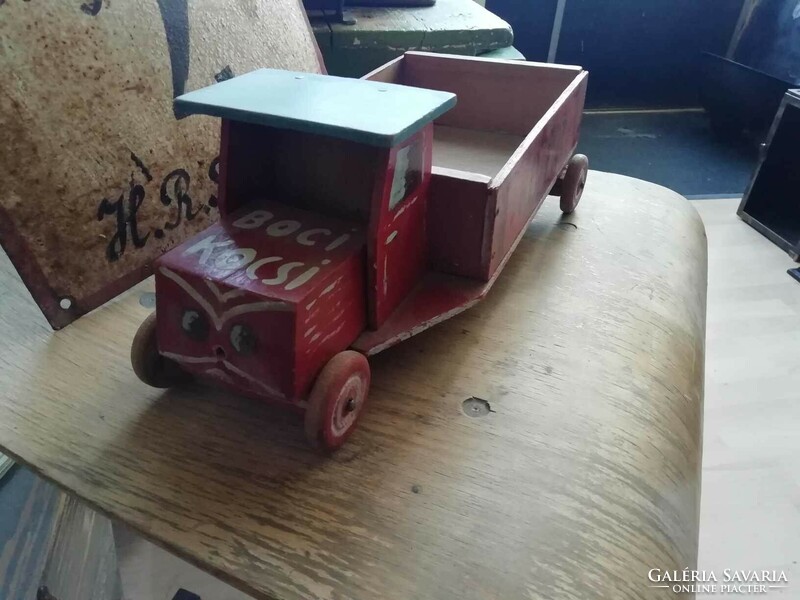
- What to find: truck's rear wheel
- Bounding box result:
[131,312,189,388]
[304,351,370,451]
[560,154,589,214]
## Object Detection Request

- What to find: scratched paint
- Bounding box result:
[170,203,364,298]
[369,127,432,328]
[292,253,366,398]
[231,210,352,251]
[183,233,327,289]
[155,198,367,400]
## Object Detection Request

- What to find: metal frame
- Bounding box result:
[737,89,800,261]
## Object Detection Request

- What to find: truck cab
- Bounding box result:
[132,68,455,449]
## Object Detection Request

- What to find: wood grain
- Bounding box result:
[41,495,122,600]
[313,0,514,77]
[427,167,493,278]
[403,52,583,136]
[0,0,323,329]
[0,468,64,600]
[432,126,524,178]
[487,71,588,277]
[0,467,121,600]
[365,52,588,282]
[691,198,800,589]
[220,121,381,222]
[0,171,707,600]
[325,0,512,52]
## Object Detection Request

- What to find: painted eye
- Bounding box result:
[181,309,209,341]
[230,323,257,355]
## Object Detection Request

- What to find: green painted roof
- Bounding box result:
[175,69,456,147]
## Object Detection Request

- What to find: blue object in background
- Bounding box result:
[733,0,800,85]
[487,0,744,108]
[484,0,559,64]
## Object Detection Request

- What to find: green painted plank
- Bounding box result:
[310,0,514,77]
[175,69,456,148]
[327,0,513,52]
[479,45,526,60]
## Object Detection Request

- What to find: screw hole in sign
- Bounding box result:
[139,292,156,309]
[59,297,73,310]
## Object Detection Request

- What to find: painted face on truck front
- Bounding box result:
[152,200,369,401]
[154,269,296,399]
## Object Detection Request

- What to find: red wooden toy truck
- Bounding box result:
[132,53,589,451]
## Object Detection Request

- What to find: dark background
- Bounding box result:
[487,0,745,108]
[733,0,800,84]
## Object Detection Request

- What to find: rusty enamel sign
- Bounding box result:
[0,0,323,328]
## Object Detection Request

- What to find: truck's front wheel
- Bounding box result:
[304,351,371,451]
[131,312,190,388]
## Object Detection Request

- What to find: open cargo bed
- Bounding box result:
[364,51,588,281]
[354,52,588,354]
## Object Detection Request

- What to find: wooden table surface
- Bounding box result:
[0,171,707,600]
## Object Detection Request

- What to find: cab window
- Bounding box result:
[388,140,422,211]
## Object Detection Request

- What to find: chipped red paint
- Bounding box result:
[155,200,366,402]
[367,126,433,329]
[425,74,588,283]
[487,75,588,279]
[427,168,492,280]
[294,254,365,398]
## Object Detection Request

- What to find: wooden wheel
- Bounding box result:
[304,351,371,451]
[559,154,589,214]
[131,312,189,388]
